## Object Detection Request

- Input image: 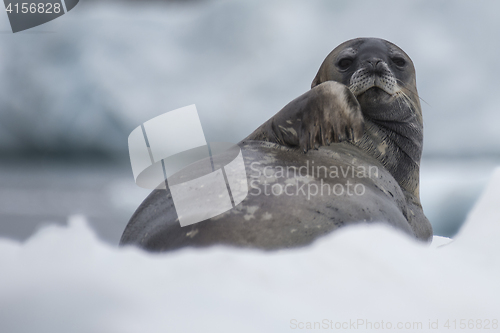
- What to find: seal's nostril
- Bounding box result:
[366,59,385,75]
[366,58,383,70]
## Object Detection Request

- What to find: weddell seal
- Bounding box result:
[120,37,433,251]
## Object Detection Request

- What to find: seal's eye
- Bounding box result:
[338,58,353,70]
[392,57,406,67]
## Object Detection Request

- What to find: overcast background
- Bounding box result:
[0,0,499,244]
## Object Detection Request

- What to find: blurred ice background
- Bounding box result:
[1,0,499,244]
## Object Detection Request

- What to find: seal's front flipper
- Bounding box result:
[245,81,363,153]
[299,81,363,152]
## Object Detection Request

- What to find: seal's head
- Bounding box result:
[312,38,421,123]
[313,38,425,212]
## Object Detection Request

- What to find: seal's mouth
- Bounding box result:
[359,86,390,97]
[354,86,392,107]
[356,82,417,115]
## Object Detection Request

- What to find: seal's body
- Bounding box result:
[120,38,432,251]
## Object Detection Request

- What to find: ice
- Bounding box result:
[1,169,500,332]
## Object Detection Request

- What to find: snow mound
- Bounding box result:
[1,170,500,332]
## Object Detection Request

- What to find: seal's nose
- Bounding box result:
[366,58,385,74]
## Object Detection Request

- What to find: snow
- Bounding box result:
[1,169,499,332]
